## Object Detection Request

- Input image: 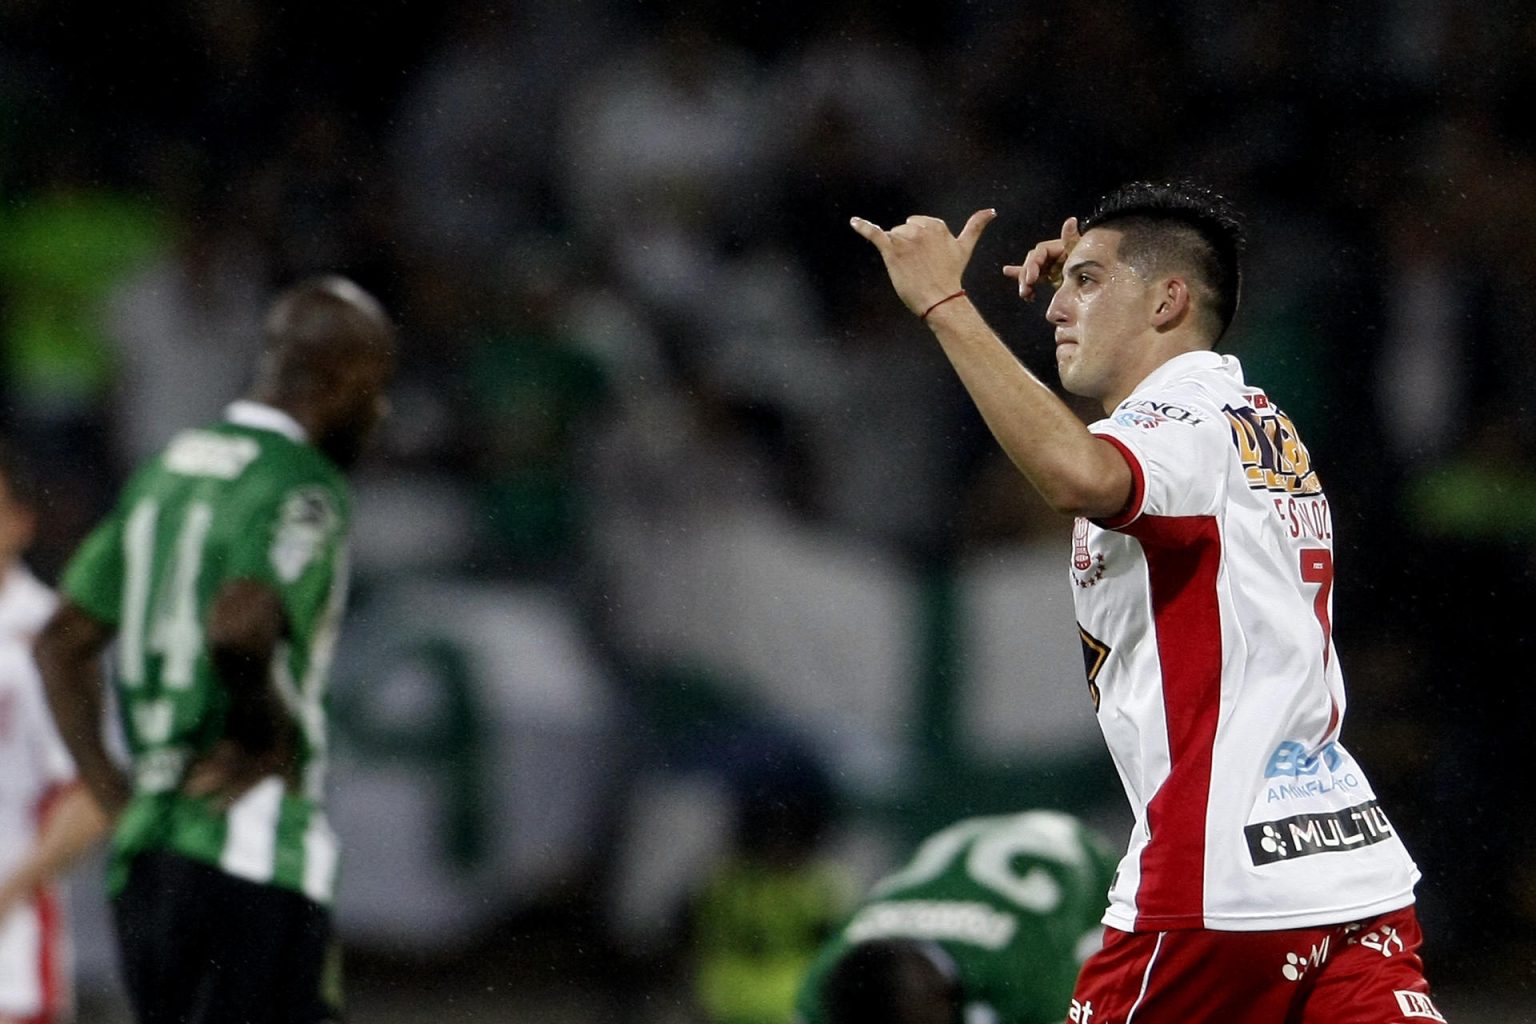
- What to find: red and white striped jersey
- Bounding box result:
[1071,351,1419,932]
[0,565,72,1020]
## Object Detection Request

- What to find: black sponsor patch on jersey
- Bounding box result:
[1245,799,1397,866]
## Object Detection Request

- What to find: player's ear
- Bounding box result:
[1151,277,1190,329]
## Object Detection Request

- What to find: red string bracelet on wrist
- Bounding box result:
[920,289,968,321]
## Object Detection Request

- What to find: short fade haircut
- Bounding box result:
[1079,181,1245,343]
[821,940,963,1024]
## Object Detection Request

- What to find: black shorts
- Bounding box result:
[112,851,341,1024]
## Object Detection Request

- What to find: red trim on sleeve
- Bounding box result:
[1121,513,1224,930]
[1092,432,1147,530]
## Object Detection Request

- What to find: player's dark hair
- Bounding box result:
[0,436,39,509]
[1080,181,1245,343]
[821,940,963,1024]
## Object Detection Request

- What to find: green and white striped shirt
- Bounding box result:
[64,401,351,904]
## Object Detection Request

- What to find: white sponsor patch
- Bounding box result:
[271,488,338,583]
[1393,990,1445,1021]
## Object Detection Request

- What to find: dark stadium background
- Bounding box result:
[3,2,1533,1019]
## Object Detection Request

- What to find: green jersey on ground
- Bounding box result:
[63,402,351,904]
[795,812,1118,1024]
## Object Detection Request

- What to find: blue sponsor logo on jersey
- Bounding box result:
[1264,741,1342,778]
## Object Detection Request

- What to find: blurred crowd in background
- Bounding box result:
[3,0,1535,1018]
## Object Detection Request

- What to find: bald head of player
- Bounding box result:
[821,939,963,1024]
[251,275,397,470]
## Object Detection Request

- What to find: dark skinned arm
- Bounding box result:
[35,602,131,817]
[184,578,296,806]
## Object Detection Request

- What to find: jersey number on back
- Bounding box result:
[1300,547,1334,666]
[121,498,213,691]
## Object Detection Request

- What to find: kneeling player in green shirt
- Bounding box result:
[795,812,1117,1024]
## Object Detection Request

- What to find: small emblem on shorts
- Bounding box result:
[1281,937,1329,982]
[1393,990,1445,1021]
[1357,926,1405,958]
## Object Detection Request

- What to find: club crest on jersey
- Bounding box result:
[271,487,339,583]
[1112,398,1205,430]
[1071,518,1105,587]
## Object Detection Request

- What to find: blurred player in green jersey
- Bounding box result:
[35,276,394,1024]
[795,812,1117,1024]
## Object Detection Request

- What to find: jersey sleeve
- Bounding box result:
[222,474,349,628]
[1088,385,1232,530]
[60,505,128,626]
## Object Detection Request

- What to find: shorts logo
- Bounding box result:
[1358,925,1405,958]
[1281,936,1329,981]
[1394,990,1445,1021]
[1245,800,1397,866]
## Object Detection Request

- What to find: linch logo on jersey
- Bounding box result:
[1223,401,1321,495]
[1113,398,1206,431]
[1246,799,1396,866]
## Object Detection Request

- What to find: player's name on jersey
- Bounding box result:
[1224,403,1322,495]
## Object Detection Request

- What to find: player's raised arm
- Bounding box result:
[847,209,1132,520]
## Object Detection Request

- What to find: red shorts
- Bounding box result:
[1068,905,1444,1023]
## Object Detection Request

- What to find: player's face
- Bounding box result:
[1045,228,1156,408]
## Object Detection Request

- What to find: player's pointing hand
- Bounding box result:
[850,208,997,320]
[1004,216,1081,302]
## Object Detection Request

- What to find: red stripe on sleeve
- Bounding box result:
[1122,514,1224,929]
[1092,433,1147,530]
